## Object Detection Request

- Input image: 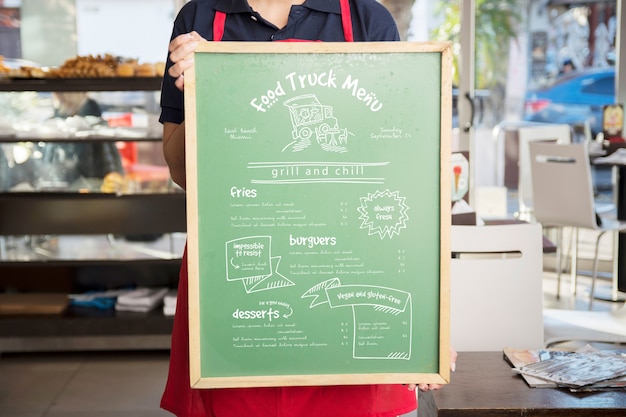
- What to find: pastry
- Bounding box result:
[135,63,156,77]
[117,62,135,77]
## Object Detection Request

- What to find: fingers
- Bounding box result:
[450,347,458,373]
[168,32,205,70]
[168,31,204,54]
[169,31,205,59]
[186,31,204,41]
[168,59,193,92]
[174,74,185,91]
[415,383,442,392]
[169,39,196,63]
[167,32,206,90]
[408,348,458,393]
[168,58,194,78]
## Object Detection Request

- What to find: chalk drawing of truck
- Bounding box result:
[283,94,349,153]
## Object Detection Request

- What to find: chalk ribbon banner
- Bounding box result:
[185,41,452,389]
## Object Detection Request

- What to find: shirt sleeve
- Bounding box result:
[351,0,401,42]
[159,1,199,125]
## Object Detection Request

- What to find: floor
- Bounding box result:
[0,350,171,417]
[1,235,625,417]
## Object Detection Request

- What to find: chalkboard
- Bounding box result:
[185,42,452,388]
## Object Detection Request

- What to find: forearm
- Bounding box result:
[163,121,186,190]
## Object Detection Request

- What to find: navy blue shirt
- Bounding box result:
[160,0,400,124]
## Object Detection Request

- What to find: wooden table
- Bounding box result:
[430,351,626,416]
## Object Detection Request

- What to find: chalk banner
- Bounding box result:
[185,42,452,388]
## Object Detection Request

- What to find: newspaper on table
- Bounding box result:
[504,346,626,391]
[513,351,626,388]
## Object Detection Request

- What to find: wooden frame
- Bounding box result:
[185,42,451,388]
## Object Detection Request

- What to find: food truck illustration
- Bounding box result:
[283,94,349,152]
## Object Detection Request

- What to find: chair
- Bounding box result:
[450,223,545,351]
[529,142,626,309]
[517,124,572,221]
[544,306,626,349]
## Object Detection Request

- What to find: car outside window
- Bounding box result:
[581,76,615,96]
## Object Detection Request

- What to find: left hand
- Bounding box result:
[167,31,205,91]
[408,347,457,392]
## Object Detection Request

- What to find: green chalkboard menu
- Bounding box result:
[185,42,452,388]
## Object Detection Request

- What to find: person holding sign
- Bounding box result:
[160,1,456,416]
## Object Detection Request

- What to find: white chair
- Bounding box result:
[450,223,545,351]
[517,124,572,221]
[529,142,626,309]
[544,306,626,348]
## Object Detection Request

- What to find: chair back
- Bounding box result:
[450,224,545,351]
[529,142,598,229]
[517,124,571,220]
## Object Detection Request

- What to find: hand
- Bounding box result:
[167,31,206,91]
[407,347,457,392]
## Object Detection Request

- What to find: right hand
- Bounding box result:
[167,31,206,91]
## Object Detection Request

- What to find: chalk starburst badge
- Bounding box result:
[357,189,409,239]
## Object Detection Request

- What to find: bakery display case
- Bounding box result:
[0,65,186,353]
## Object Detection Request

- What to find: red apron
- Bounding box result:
[213,0,354,42]
[161,3,418,416]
